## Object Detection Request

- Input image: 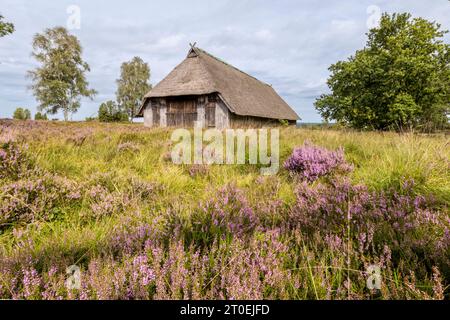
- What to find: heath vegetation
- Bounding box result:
[0,120,448,299]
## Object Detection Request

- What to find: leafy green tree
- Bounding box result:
[98,102,111,122]
[85,116,97,122]
[13,108,31,120]
[28,27,96,121]
[98,100,128,122]
[13,108,24,120]
[315,13,450,131]
[34,112,48,120]
[24,109,31,120]
[0,15,14,37]
[116,57,151,121]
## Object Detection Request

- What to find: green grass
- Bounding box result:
[0,120,448,299]
[4,122,448,252]
[25,123,450,201]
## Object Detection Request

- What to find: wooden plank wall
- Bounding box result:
[143,99,153,127]
[166,97,198,127]
[229,114,280,128]
[144,94,290,128]
[152,100,160,126]
[205,94,216,127]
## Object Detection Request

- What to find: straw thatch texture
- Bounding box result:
[138,47,299,121]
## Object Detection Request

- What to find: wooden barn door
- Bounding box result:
[205,105,215,127]
[166,97,197,126]
[152,104,160,126]
[205,95,216,127]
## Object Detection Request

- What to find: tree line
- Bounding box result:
[27,27,151,123]
[2,17,151,123]
[2,12,449,131]
[12,107,48,120]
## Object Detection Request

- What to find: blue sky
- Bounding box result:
[0,0,449,122]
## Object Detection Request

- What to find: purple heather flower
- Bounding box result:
[284,141,353,182]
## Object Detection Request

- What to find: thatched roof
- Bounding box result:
[137,47,299,120]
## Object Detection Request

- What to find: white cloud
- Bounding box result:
[254,29,274,41]
[331,19,358,32]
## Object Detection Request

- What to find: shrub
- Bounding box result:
[284,141,353,181]
[98,101,128,123]
[289,178,450,277]
[0,173,82,229]
[184,184,258,247]
[34,112,48,121]
[0,143,31,180]
[127,178,160,201]
[107,214,166,256]
[13,108,31,120]
[87,185,130,218]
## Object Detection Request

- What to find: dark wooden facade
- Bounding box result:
[144,94,224,128]
[143,93,289,129]
[166,97,197,127]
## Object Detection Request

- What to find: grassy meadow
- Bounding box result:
[0,119,449,299]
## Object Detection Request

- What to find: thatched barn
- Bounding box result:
[136,46,299,128]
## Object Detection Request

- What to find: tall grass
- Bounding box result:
[0,120,448,299]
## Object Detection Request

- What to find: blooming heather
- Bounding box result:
[0,143,30,180]
[284,141,353,181]
[0,120,448,300]
[187,184,258,247]
[0,173,82,228]
[290,178,449,273]
[117,142,140,153]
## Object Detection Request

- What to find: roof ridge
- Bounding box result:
[138,46,299,120]
[193,47,271,87]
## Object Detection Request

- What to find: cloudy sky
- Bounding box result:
[1,0,449,122]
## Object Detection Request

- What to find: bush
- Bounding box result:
[0,173,82,229]
[34,112,48,120]
[314,13,450,131]
[0,143,31,180]
[284,141,353,181]
[181,184,258,248]
[290,178,450,278]
[98,101,128,122]
[13,108,31,120]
